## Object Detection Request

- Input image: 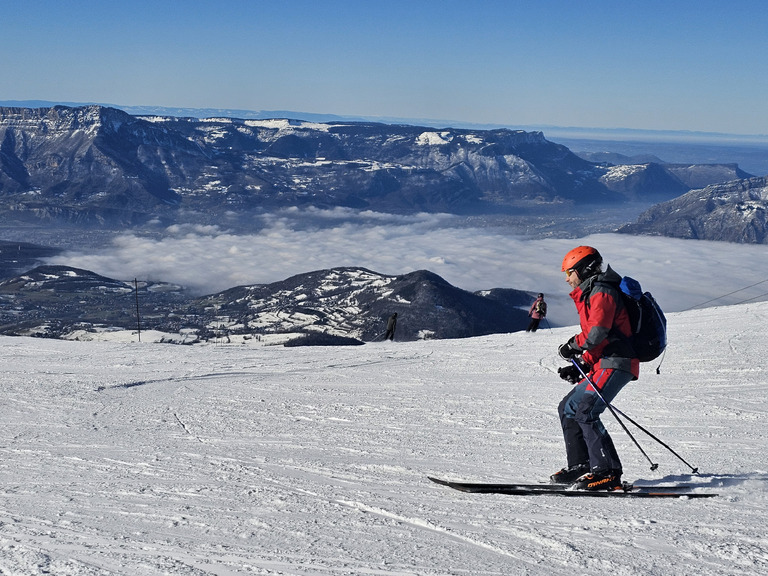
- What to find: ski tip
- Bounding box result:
[427,476,450,486]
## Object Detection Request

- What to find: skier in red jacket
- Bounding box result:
[551,246,639,490]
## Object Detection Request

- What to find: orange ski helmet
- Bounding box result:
[561,246,602,277]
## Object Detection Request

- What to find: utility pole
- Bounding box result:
[134,278,141,342]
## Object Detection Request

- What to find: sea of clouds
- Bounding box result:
[47,208,768,327]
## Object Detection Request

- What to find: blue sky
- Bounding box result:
[2,0,767,134]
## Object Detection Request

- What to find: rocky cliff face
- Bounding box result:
[1,105,745,229]
[0,106,202,225]
[618,176,768,243]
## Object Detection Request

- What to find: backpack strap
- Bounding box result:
[585,279,635,358]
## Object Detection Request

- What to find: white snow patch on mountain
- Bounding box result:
[242,118,334,132]
[416,131,454,146]
[600,164,647,183]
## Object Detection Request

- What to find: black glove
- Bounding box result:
[558,358,589,384]
[558,365,582,384]
[558,337,580,360]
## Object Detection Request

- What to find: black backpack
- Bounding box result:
[617,276,667,363]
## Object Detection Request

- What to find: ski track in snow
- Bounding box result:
[1,303,767,575]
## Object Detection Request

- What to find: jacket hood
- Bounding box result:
[599,265,622,284]
[577,264,621,300]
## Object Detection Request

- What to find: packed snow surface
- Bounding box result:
[1,301,767,575]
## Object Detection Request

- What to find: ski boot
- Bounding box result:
[550,463,590,484]
[570,469,623,491]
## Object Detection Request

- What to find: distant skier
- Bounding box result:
[384,313,398,341]
[526,293,547,332]
[551,246,639,491]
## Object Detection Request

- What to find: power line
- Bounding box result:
[682,278,768,311]
[734,290,768,306]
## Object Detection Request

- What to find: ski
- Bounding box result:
[428,476,691,492]
[428,477,717,498]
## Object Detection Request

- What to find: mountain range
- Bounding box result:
[0,264,533,343]
[618,176,768,243]
[0,105,753,230]
[3,104,768,344]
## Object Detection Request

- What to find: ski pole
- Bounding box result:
[571,359,659,471]
[604,403,699,474]
[570,360,700,474]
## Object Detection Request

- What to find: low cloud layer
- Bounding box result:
[47,209,768,327]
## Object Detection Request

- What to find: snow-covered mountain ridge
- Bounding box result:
[0,299,765,574]
[0,264,532,343]
[0,105,752,230]
[620,176,768,242]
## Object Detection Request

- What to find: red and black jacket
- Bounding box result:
[568,265,640,379]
